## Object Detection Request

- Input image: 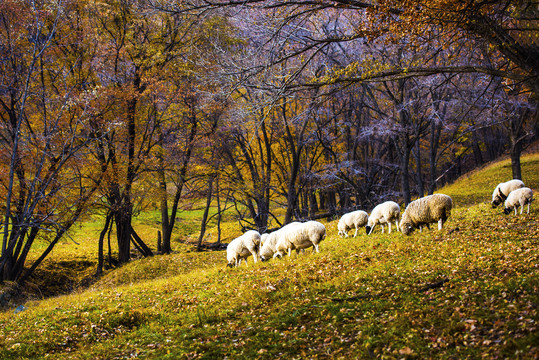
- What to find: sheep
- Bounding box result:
[503,187,534,215]
[492,179,525,208]
[226,230,261,267]
[399,194,453,236]
[276,220,326,256]
[365,201,401,235]
[260,221,326,261]
[260,233,269,247]
[338,210,369,238]
[259,222,301,260]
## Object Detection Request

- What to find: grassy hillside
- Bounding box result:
[0,153,538,359]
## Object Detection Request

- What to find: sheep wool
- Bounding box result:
[503,187,533,215]
[365,201,401,235]
[276,221,326,256]
[226,230,261,267]
[338,210,369,237]
[260,221,326,260]
[492,179,525,207]
[400,194,453,236]
[259,222,301,260]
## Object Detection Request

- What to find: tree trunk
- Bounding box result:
[309,189,318,217]
[510,141,522,180]
[215,178,222,244]
[429,121,442,194]
[327,190,337,214]
[508,108,533,180]
[197,177,214,251]
[284,171,300,224]
[96,212,113,276]
[398,132,412,205]
[471,130,484,166]
[115,208,132,264]
[414,137,424,198]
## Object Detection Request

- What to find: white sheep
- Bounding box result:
[492,179,525,208]
[400,194,453,236]
[276,221,326,256]
[503,187,534,215]
[259,222,301,260]
[338,210,369,237]
[260,221,326,260]
[365,201,401,235]
[226,230,261,267]
[260,233,269,247]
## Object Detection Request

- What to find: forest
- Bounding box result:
[0,0,537,284]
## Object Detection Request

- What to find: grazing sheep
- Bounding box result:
[260,233,269,247]
[338,210,369,237]
[260,221,326,261]
[365,201,401,235]
[400,194,453,236]
[492,179,525,208]
[503,187,534,215]
[226,230,261,267]
[276,221,326,256]
[259,222,301,260]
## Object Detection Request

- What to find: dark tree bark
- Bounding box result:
[197,176,214,251]
[96,212,113,276]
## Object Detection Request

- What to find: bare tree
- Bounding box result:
[0,1,103,282]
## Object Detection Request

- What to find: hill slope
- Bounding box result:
[0,153,538,359]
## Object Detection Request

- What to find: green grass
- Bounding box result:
[0,153,538,359]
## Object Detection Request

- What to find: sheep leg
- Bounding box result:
[514,207,517,216]
[527,202,530,214]
[388,222,392,233]
[438,218,443,230]
[395,220,400,232]
[314,244,320,253]
[368,226,374,235]
[381,225,384,234]
[354,226,358,237]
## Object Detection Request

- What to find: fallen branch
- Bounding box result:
[330,294,375,302]
[418,278,449,292]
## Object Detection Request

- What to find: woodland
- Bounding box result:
[0,0,538,285]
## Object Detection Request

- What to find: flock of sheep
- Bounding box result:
[226,179,534,267]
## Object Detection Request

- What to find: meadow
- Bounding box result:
[0,153,538,359]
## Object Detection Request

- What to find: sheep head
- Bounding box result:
[400,221,414,235]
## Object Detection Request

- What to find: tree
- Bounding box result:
[158,0,538,178]
[154,15,236,253]
[162,0,538,96]
[0,0,103,282]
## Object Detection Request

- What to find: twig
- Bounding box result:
[418,278,449,292]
